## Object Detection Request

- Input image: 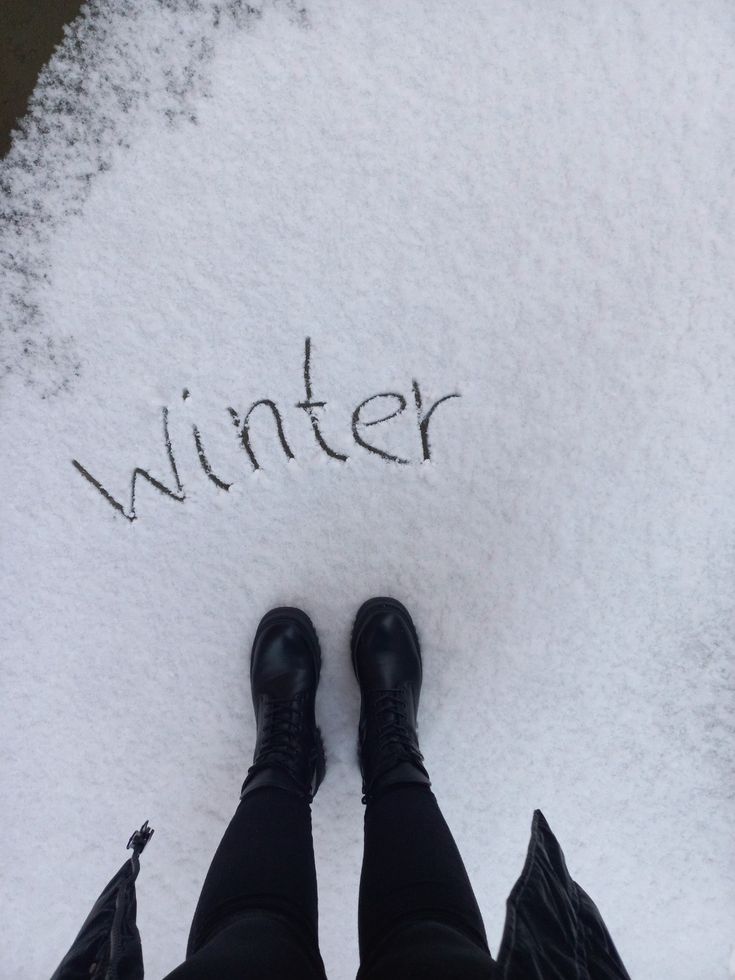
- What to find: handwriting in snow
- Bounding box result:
[72,338,461,522]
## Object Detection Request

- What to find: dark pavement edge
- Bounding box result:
[0,0,85,158]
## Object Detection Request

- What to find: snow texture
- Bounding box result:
[2,1,734,977]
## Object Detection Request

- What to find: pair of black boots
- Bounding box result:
[239,597,431,805]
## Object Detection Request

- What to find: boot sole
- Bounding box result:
[251,606,326,793]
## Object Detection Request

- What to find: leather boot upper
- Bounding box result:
[240,610,326,803]
[352,599,431,803]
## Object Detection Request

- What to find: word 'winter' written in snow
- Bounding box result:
[72,338,461,522]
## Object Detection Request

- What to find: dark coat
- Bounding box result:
[50,822,153,980]
[496,810,631,979]
[50,811,630,979]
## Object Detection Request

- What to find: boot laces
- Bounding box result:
[372,689,424,766]
[250,696,306,779]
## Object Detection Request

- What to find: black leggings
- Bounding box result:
[162,783,496,979]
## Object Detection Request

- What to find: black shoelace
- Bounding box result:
[248,696,306,780]
[371,689,425,765]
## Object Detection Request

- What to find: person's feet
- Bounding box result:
[240,607,327,803]
[351,597,431,804]
[240,598,431,805]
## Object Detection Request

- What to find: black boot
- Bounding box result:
[240,607,327,804]
[351,596,431,805]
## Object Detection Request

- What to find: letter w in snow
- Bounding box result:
[71,407,185,522]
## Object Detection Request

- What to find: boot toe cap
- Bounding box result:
[353,606,422,691]
[251,614,320,698]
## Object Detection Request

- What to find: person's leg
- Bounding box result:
[162,785,327,980]
[356,783,496,980]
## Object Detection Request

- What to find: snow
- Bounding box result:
[2,1,734,977]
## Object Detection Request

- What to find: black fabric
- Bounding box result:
[183,783,326,976]
[50,824,152,980]
[53,795,632,979]
[161,782,495,979]
[357,920,497,980]
[356,783,495,978]
[495,810,631,980]
[163,913,327,980]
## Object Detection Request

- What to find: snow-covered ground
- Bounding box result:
[2,2,734,977]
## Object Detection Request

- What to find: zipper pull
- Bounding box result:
[126,819,154,855]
